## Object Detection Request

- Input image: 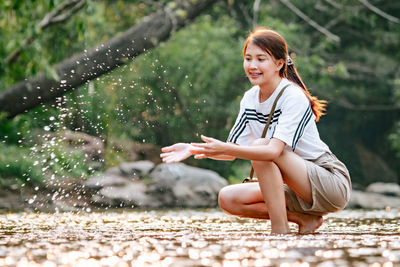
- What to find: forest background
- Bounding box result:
[0,0,399,192]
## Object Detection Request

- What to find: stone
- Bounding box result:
[83,174,128,190]
[84,162,228,208]
[366,182,400,197]
[346,190,400,209]
[94,181,159,208]
[119,160,155,178]
[147,163,228,208]
[104,166,123,176]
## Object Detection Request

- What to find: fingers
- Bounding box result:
[160,152,172,158]
[161,153,179,163]
[161,146,174,152]
[200,135,211,143]
[201,135,217,143]
[194,154,207,159]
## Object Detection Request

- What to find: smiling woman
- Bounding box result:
[160,27,351,235]
[243,42,283,102]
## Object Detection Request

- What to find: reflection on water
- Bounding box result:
[0,209,399,266]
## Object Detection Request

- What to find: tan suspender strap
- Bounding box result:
[248,84,290,179]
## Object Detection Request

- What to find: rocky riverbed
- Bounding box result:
[0,209,399,267]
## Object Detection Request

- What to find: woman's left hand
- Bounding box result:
[190,135,227,159]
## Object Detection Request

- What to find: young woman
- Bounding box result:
[160,27,351,235]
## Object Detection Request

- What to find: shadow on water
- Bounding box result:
[0,209,399,266]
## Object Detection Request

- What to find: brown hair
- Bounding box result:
[243,27,327,121]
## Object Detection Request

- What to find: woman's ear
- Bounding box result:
[275,58,285,70]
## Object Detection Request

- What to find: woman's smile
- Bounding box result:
[243,42,282,90]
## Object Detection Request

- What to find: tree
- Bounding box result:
[0,0,216,118]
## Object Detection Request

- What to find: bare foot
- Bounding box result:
[298,214,323,234]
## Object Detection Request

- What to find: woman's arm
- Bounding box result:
[190,135,285,161]
[160,142,236,163]
[195,154,236,161]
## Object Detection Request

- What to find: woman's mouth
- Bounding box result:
[249,72,262,79]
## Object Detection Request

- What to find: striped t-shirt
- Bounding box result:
[227,78,330,160]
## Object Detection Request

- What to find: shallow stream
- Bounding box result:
[0,209,399,266]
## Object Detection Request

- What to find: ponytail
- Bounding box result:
[284,61,327,122]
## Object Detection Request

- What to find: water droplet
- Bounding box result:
[44,126,50,131]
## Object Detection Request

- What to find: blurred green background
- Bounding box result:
[0,0,399,190]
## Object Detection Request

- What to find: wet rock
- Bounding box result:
[94,182,159,208]
[147,163,228,208]
[83,161,227,208]
[347,189,400,209]
[104,166,122,176]
[83,174,128,190]
[85,162,227,208]
[366,182,400,197]
[119,160,155,179]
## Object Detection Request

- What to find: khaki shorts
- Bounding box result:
[284,152,351,216]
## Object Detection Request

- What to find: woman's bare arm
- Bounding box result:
[190,135,285,161]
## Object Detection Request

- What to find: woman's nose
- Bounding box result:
[249,60,257,68]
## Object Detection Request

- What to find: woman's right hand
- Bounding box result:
[160,143,193,163]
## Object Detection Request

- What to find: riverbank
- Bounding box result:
[1,209,399,266]
[2,180,400,213]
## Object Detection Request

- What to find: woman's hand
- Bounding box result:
[160,143,193,163]
[190,135,228,159]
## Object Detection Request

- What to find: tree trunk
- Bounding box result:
[0,0,216,119]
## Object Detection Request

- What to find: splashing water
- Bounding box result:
[0,209,399,266]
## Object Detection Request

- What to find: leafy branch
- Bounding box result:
[6,0,86,66]
[358,0,400,24]
[278,0,340,42]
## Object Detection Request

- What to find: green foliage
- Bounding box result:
[389,122,400,159]
[227,159,252,184]
[116,14,245,144]
[1,0,400,186]
[0,143,42,187]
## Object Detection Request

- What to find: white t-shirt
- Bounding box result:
[227,78,330,160]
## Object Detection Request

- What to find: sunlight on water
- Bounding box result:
[0,209,399,266]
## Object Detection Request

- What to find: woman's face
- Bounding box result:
[243,42,283,87]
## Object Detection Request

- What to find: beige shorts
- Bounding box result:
[284,152,351,216]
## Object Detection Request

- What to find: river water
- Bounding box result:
[0,209,399,267]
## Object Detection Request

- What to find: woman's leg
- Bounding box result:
[219,138,323,234]
[218,183,323,234]
[251,158,290,234]
[218,182,269,219]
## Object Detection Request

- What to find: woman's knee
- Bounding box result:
[218,185,251,215]
[218,186,236,212]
